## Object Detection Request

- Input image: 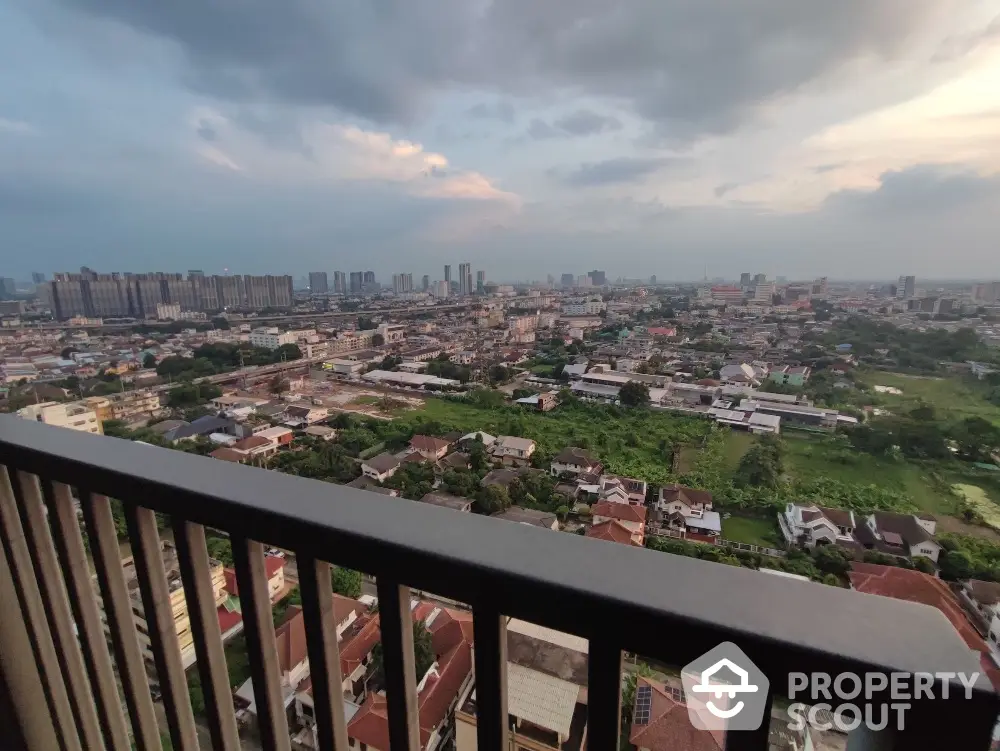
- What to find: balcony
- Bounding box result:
[0,415,998,751]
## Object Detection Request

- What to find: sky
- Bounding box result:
[2,0,999,282]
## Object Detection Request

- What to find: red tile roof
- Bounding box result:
[629,678,724,751]
[275,605,308,675]
[340,614,381,678]
[222,558,284,596]
[210,447,246,463]
[591,501,647,524]
[410,435,451,452]
[217,605,242,634]
[587,519,640,546]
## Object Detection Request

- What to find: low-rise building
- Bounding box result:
[591,502,646,545]
[491,436,537,464]
[550,447,601,477]
[361,453,402,482]
[17,401,102,434]
[249,327,297,350]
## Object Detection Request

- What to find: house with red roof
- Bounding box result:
[217,554,288,641]
[591,501,647,545]
[586,519,641,547]
[629,677,723,751]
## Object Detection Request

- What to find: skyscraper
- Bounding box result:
[333,271,346,294]
[392,273,414,294]
[422,274,430,292]
[363,271,375,286]
[476,270,485,295]
[897,275,916,299]
[560,274,575,288]
[444,265,452,286]
[588,270,607,286]
[349,272,363,293]
[31,272,45,284]
[458,262,471,296]
[308,272,328,294]
[753,273,766,285]
[740,272,752,288]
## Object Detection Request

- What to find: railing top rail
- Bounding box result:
[0,417,990,691]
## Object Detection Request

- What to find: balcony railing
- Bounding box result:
[0,415,997,751]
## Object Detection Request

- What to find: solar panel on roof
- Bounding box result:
[634,684,652,725]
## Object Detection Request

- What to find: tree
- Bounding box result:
[332,567,363,598]
[370,620,435,685]
[206,536,234,567]
[475,485,511,515]
[951,417,1000,462]
[940,549,974,581]
[268,374,290,397]
[734,436,784,489]
[372,333,385,346]
[488,365,511,385]
[274,343,302,362]
[619,381,650,407]
[142,353,157,369]
[812,545,852,577]
[60,346,79,360]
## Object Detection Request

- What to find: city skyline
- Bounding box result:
[2,2,999,279]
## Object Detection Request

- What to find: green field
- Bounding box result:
[722,431,755,472]
[721,515,780,547]
[857,371,1000,425]
[780,435,960,516]
[401,397,712,485]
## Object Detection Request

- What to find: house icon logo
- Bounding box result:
[681,642,770,731]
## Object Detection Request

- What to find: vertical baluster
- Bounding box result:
[11,471,105,750]
[81,492,161,751]
[43,479,132,751]
[587,640,622,751]
[124,505,199,751]
[472,610,509,751]
[231,536,291,751]
[297,557,349,751]
[0,466,81,751]
[173,520,241,751]
[375,579,421,751]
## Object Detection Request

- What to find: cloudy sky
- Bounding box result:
[2,0,999,282]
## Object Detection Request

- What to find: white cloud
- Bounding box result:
[0,118,35,135]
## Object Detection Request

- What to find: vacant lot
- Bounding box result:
[856,371,1000,425]
[721,515,780,547]
[781,435,962,517]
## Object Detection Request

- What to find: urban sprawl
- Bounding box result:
[3,266,1000,751]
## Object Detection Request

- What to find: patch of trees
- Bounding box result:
[166,383,222,408]
[156,342,301,379]
[847,407,1000,463]
[618,381,649,407]
[734,435,784,489]
[426,355,471,383]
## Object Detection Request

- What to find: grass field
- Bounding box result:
[400,397,712,485]
[722,431,755,472]
[780,435,961,516]
[721,515,780,546]
[856,371,1000,425]
[953,484,1000,530]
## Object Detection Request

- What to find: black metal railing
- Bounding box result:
[0,416,997,751]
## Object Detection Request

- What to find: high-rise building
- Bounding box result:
[560,274,575,288]
[0,278,15,298]
[333,271,346,294]
[392,273,414,294]
[350,272,363,294]
[476,270,485,295]
[754,282,776,303]
[576,275,591,288]
[753,273,767,285]
[588,270,607,286]
[308,272,329,294]
[188,270,205,278]
[31,272,45,284]
[362,271,375,286]
[444,265,452,286]
[422,275,430,292]
[433,280,449,298]
[650,275,657,285]
[740,272,752,288]
[458,262,471,296]
[897,275,916,299]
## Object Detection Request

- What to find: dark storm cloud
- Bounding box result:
[552,110,622,136]
[195,121,216,141]
[562,156,672,186]
[825,165,1000,216]
[46,0,949,134]
[714,182,740,197]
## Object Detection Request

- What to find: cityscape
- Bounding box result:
[2,265,1000,751]
[3,0,1000,748]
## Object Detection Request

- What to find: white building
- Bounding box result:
[156,302,181,320]
[249,327,297,350]
[561,298,606,316]
[18,401,102,434]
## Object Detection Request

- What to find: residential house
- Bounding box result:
[657,485,713,517]
[550,447,601,477]
[303,425,338,441]
[437,452,471,471]
[963,580,1000,652]
[778,504,858,549]
[455,619,589,751]
[493,507,560,530]
[324,358,367,377]
[419,492,474,513]
[284,404,329,427]
[230,435,279,461]
[459,431,496,448]
[855,512,942,562]
[597,475,648,506]
[514,392,558,412]
[654,486,720,543]
[586,519,640,546]
[345,602,474,751]
[361,453,402,482]
[164,415,237,442]
[409,435,452,461]
[629,678,724,751]
[591,502,646,545]
[491,436,537,465]
[719,362,761,387]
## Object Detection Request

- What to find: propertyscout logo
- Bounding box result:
[682,643,981,733]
